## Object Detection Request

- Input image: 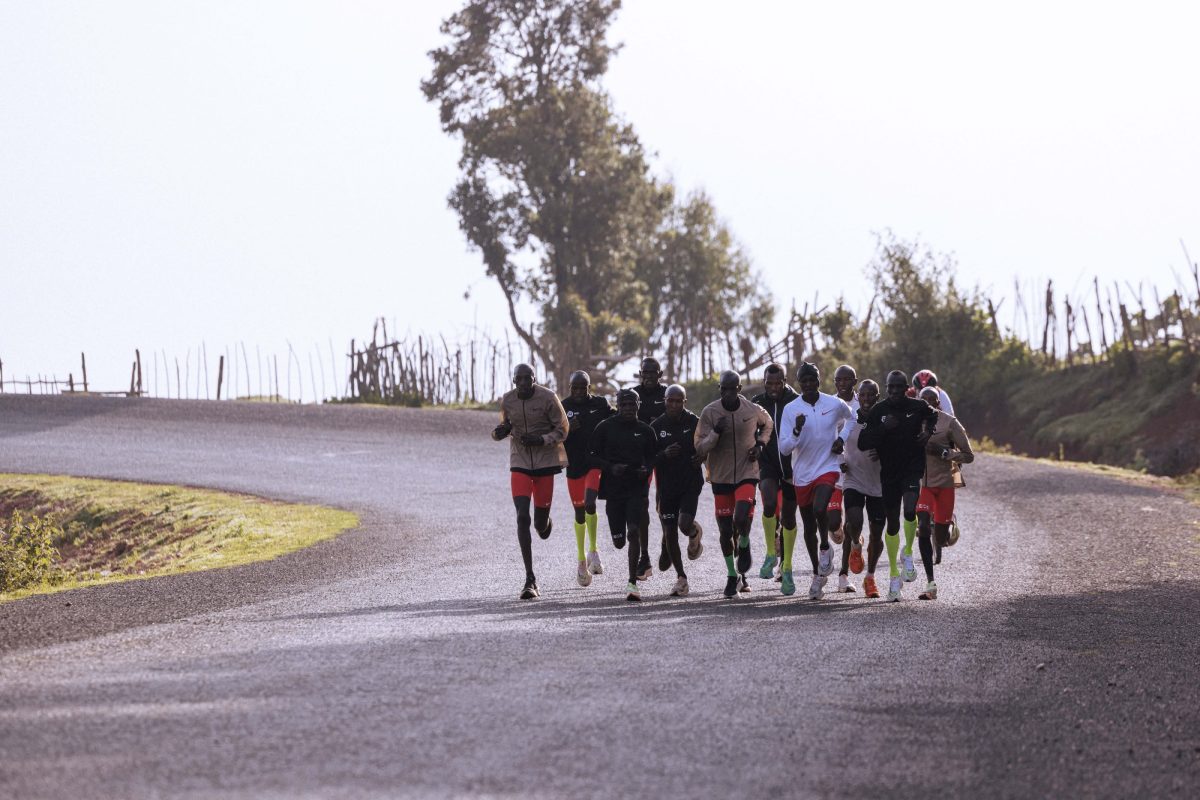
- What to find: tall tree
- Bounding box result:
[423,0,671,386]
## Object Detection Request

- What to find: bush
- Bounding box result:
[0,511,63,592]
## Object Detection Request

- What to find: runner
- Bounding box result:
[857,370,938,602]
[650,384,705,597]
[695,370,773,598]
[750,363,799,581]
[913,369,955,417]
[777,362,854,599]
[633,357,671,573]
[561,370,615,586]
[914,386,974,600]
[492,363,569,600]
[827,364,859,549]
[588,389,658,601]
[837,380,885,596]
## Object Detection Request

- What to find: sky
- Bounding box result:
[2,1,1197,396]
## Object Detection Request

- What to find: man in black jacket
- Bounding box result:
[650,384,705,597]
[588,389,658,602]
[750,363,798,580]
[562,371,615,586]
[857,370,937,602]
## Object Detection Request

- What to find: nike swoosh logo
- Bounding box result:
[906,413,915,418]
[821,410,832,415]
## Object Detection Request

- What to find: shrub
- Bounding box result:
[0,511,64,592]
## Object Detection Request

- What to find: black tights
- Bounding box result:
[759,478,797,530]
[917,512,952,582]
[513,497,551,580]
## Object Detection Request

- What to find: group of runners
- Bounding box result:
[492,357,974,603]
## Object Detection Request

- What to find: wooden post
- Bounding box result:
[69,374,75,393]
[216,355,225,400]
[129,361,137,395]
[81,353,89,393]
[135,349,143,396]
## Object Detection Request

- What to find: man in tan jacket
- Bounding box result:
[914,386,974,600]
[492,363,569,600]
[695,371,773,598]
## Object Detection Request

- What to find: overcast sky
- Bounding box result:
[3,1,1197,394]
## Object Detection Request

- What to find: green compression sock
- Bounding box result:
[724,555,736,577]
[763,514,777,555]
[903,517,917,555]
[574,520,586,561]
[781,526,797,572]
[585,512,598,550]
[885,531,900,578]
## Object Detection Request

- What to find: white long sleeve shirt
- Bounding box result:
[777,392,854,486]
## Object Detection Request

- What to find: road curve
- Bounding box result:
[1,396,1197,799]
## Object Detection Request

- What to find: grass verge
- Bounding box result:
[0,473,357,603]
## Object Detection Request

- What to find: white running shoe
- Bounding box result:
[888,575,902,602]
[901,552,917,582]
[808,574,826,600]
[587,549,603,575]
[670,576,689,597]
[626,581,641,602]
[576,559,592,587]
[818,545,834,577]
[837,574,855,593]
[830,526,844,545]
[918,581,938,600]
[686,523,704,560]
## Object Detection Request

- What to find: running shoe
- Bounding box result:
[818,545,834,577]
[862,574,880,598]
[918,581,938,601]
[759,554,779,579]
[848,544,864,575]
[738,575,751,594]
[736,540,752,574]
[723,576,739,598]
[837,574,855,593]
[576,559,592,587]
[887,576,902,602]
[808,574,826,600]
[611,526,626,550]
[901,552,917,583]
[536,519,552,540]
[637,555,653,582]
[670,576,689,597]
[830,526,844,545]
[780,570,796,596]
[687,523,704,560]
[626,581,641,602]
[520,578,540,600]
[948,515,961,546]
[587,549,604,575]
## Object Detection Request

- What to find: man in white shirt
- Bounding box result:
[913,369,955,417]
[777,362,854,599]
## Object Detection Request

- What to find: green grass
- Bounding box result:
[0,473,357,603]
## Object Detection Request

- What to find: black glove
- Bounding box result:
[792,414,807,436]
[493,421,513,439]
[519,433,543,447]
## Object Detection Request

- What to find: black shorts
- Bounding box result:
[881,474,923,506]
[606,493,649,537]
[757,456,792,484]
[659,489,701,521]
[842,488,885,523]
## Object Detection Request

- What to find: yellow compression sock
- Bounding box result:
[585,512,598,550]
[763,514,777,556]
[781,526,797,571]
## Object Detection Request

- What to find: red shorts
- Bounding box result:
[567,469,602,508]
[713,483,757,518]
[827,488,843,512]
[917,486,955,525]
[511,472,554,509]
[794,472,840,508]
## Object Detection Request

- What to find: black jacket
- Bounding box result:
[633,383,667,425]
[650,410,704,496]
[857,397,937,482]
[751,385,800,476]
[588,416,657,498]
[561,394,615,478]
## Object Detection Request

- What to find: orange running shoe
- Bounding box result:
[862,575,880,598]
[849,545,864,575]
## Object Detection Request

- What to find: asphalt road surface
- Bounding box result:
[1,396,1198,799]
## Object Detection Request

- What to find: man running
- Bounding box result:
[588,389,658,602]
[827,364,859,548]
[695,370,773,598]
[633,357,671,573]
[750,363,799,581]
[914,386,974,600]
[492,363,569,600]
[650,384,706,597]
[857,370,938,602]
[777,362,854,599]
[913,369,955,417]
[561,370,615,585]
[837,380,885,597]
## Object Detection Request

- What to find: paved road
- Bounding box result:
[1,396,1197,799]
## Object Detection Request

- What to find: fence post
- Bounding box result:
[81,353,89,393]
[216,355,225,400]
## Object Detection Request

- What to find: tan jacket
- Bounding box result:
[922,409,974,488]
[695,395,774,485]
[495,385,569,472]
